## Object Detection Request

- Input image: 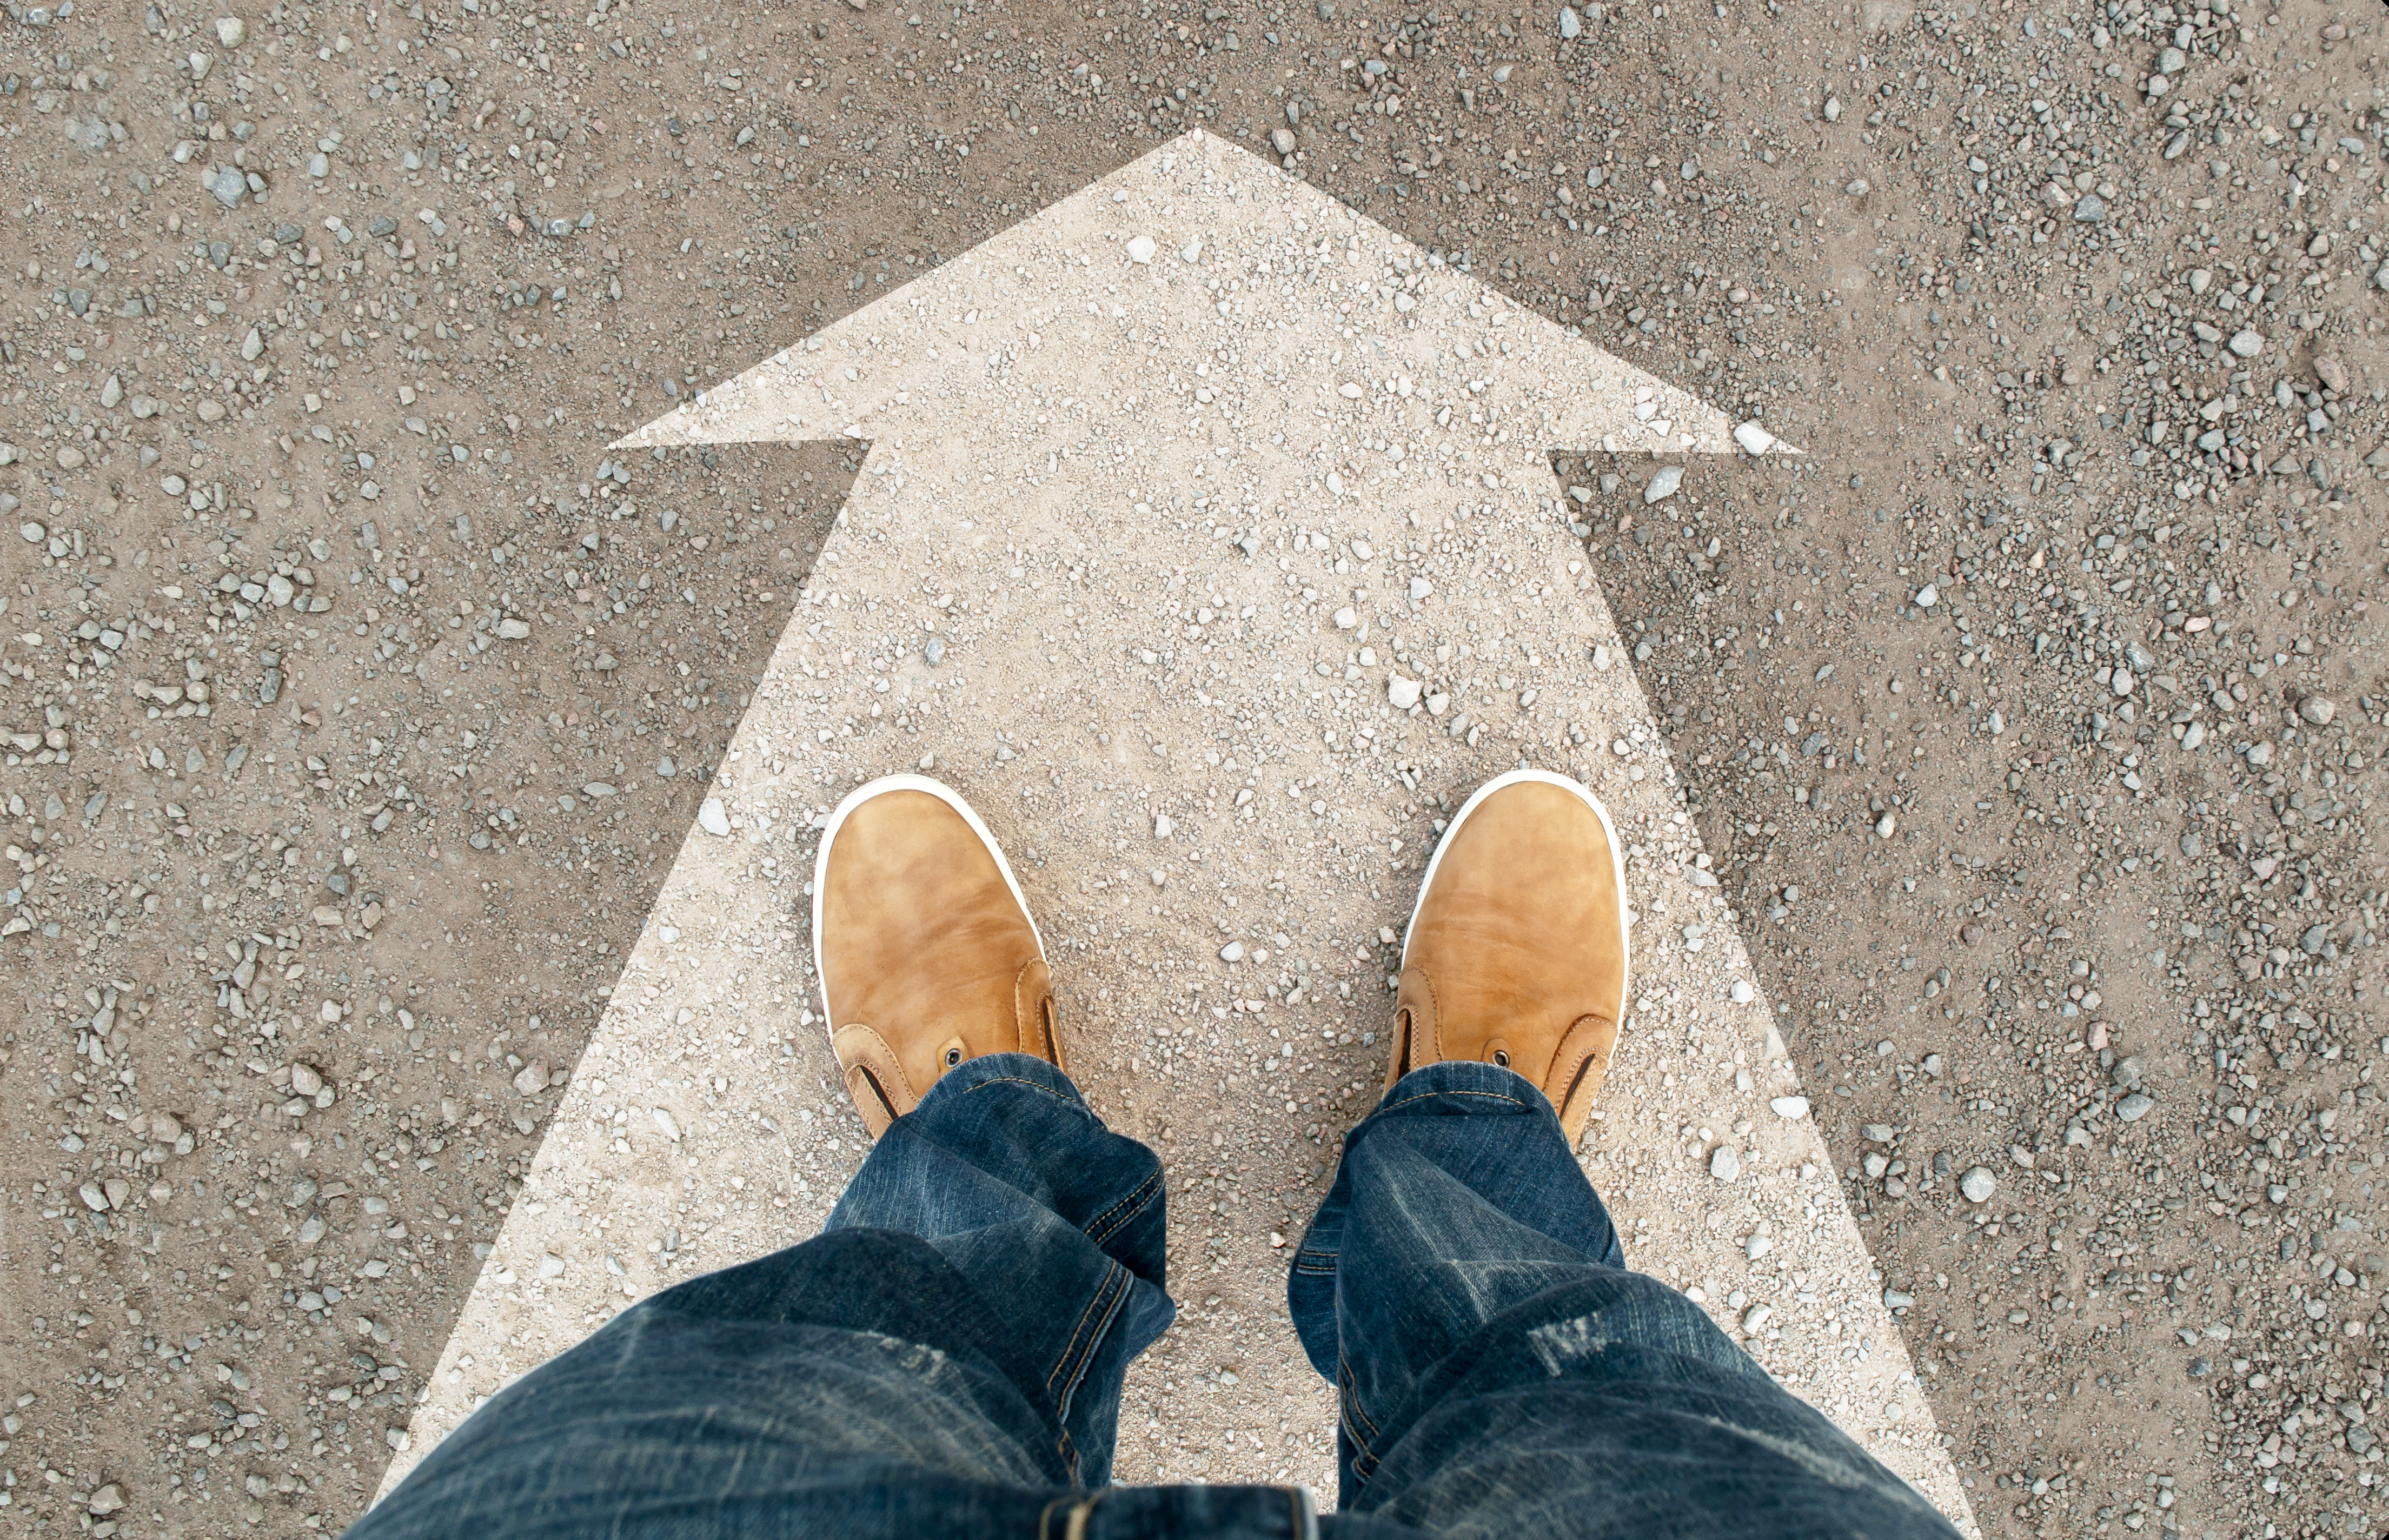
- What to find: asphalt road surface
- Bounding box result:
[2,2,2385,1538]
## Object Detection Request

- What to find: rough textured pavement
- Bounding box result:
[7,0,2389,1537]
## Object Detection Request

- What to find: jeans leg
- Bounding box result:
[1290,1061,1962,1540]
[348,1054,1209,1540]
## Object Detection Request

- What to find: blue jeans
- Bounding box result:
[349,1057,1960,1539]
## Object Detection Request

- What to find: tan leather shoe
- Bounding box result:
[812,775,1063,1137]
[1383,769,1630,1140]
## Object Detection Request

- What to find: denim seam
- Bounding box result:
[1083,1165,1164,1246]
[1037,1489,1104,1539]
[1282,1484,1314,1540]
[953,1071,1088,1113]
[1335,1351,1383,1443]
[1047,1260,1131,1482]
[1335,1351,1383,1481]
[1047,1259,1123,1395]
[1371,1085,1537,1117]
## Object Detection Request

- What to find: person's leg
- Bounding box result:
[349,778,1313,1539]
[1290,772,1961,1539]
[1293,1061,1957,1538]
[350,1051,1261,1538]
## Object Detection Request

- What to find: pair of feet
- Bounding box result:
[812,769,1632,1142]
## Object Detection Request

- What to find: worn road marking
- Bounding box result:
[383,131,1969,1530]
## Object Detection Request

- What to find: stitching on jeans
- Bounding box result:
[1083,1165,1163,1245]
[1047,1266,1130,1483]
[1336,1353,1381,1477]
[1371,1086,1534,1116]
[955,1072,1082,1105]
[1046,1265,1114,1394]
[1064,1267,1131,1403]
[1047,1259,1127,1396]
[1085,1166,1160,1243]
[1037,1493,1101,1540]
[1338,1352,1382,1441]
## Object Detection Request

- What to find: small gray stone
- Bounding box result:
[1269,128,1297,156]
[216,14,246,46]
[1710,1145,1741,1182]
[209,164,247,207]
[2116,1092,2154,1123]
[2226,328,2265,359]
[1642,465,1683,504]
[2298,695,2337,726]
[1769,1095,1809,1118]
[1960,1166,1997,1203]
[2072,192,2107,223]
[1557,4,1580,37]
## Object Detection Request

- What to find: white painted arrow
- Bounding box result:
[383,130,1962,1530]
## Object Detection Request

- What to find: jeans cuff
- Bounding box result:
[913,1051,1091,1119]
[1380,1058,1557,1119]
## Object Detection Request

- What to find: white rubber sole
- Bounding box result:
[809,774,1047,1039]
[1401,767,1631,1022]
